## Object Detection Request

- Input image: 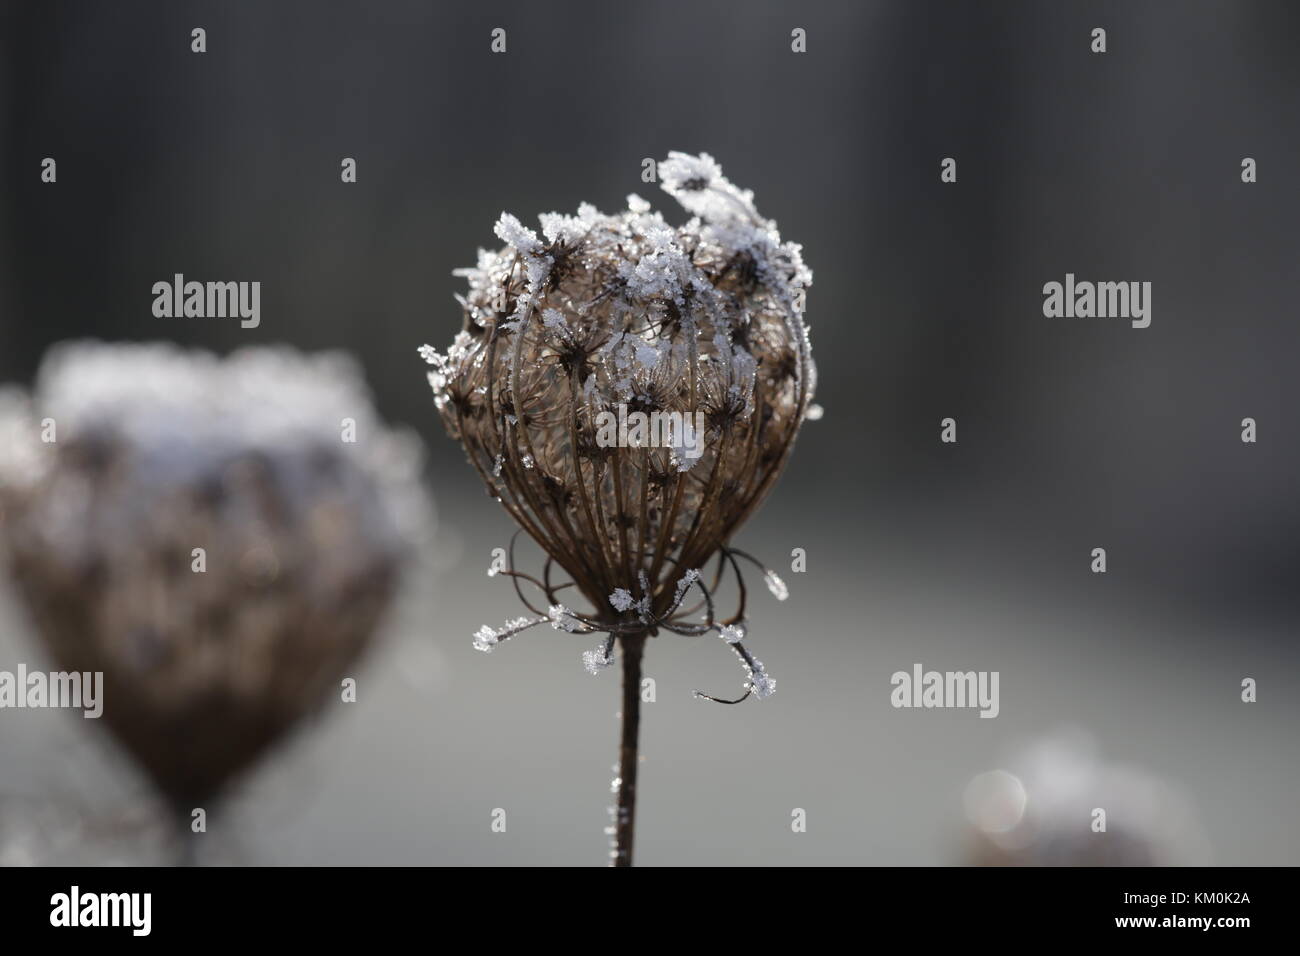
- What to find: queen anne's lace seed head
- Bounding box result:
[0,341,434,811]
[421,154,815,626]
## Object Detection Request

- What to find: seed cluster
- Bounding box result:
[422,153,817,625]
[0,342,430,810]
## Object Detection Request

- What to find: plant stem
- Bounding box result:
[613,633,645,867]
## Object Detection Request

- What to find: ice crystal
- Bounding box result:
[548,604,589,633]
[719,622,746,644]
[472,615,546,652]
[493,212,544,257]
[582,638,615,675]
[669,569,702,613]
[473,626,499,653]
[541,308,569,334]
[745,659,776,699]
[763,569,789,602]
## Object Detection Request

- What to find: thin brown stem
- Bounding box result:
[612,633,645,867]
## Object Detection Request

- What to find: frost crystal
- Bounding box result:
[548,604,588,633]
[538,212,586,245]
[473,626,499,653]
[669,568,702,612]
[719,622,746,644]
[472,615,544,652]
[763,569,789,601]
[493,212,544,257]
[658,151,762,225]
[608,581,651,620]
[745,659,776,699]
[582,639,615,675]
[541,308,569,334]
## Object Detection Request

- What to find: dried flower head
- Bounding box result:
[0,342,432,814]
[421,152,817,699]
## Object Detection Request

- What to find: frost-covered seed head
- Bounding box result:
[0,341,433,810]
[422,153,815,622]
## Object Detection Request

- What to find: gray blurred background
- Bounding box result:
[1,0,1298,864]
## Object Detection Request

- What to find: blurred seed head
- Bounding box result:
[962,730,1211,866]
[0,341,433,813]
